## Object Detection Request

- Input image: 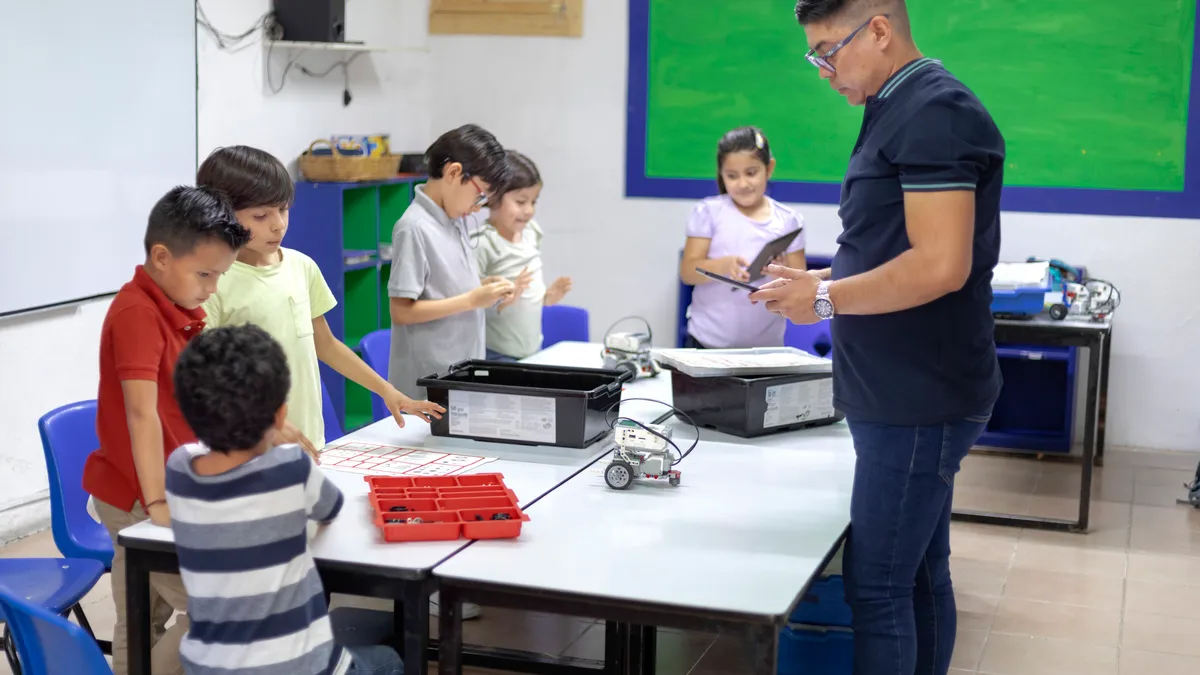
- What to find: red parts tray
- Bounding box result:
[364,473,529,542]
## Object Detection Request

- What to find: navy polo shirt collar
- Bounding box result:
[875,57,940,100]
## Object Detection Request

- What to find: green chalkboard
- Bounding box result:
[645,0,1195,191]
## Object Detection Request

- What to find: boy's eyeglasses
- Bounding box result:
[804,15,886,73]
[469,177,489,208]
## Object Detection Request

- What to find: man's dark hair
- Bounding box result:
[196,145,295,211]
[795,0,901,25]
[174,325,291,453]
[144,186,251,257]
[490,150,542,204]
[425,123,511,190]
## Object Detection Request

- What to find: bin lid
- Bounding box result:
[652,347,832,378]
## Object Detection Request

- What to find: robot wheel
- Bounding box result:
[605,460,635,490]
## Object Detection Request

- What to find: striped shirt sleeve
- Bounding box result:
[304,453,344,523]
[892,90,992,193]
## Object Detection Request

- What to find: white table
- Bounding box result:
[119,342,642,675]
[434,438,855,675]
[523,341,676,425]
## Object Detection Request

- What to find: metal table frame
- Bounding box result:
[436,528,849,675]
[950,318,1112,533]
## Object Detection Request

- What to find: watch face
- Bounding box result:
[814,298,834,319]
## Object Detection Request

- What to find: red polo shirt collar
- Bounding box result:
[131,265,207,333]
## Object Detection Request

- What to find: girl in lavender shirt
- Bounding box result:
[679,127,807,348]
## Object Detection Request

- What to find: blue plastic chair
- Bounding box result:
[0,581,112,675]
[0,558,108,674]
[37,401,113,569]
[322,379,344,441]
[542,305,589,348]
[784,322,833,358]
[358,329,392,422]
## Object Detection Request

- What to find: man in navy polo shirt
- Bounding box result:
[750,2,1004,673]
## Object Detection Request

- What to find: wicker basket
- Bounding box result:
[298,139,401,182]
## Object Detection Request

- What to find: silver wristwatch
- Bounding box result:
[813,280,835,320]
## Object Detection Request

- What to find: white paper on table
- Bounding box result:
[317,442,497,477]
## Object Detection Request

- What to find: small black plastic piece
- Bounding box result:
[491,513,512,521]
[389,506,408,512]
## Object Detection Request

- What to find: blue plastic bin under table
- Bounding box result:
[778,625,854,675]
[788,575,852,627]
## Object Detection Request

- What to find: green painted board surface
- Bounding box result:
[646,0,1194,191]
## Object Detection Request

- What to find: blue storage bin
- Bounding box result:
[977,344,1077,453]
[991,284,1051,317]
[778,625,854,675]
[789,576,852,627]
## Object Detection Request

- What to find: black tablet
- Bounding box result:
[747,228,803,281]
[696,268,759,292]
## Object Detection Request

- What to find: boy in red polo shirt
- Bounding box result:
[83,185,250,675]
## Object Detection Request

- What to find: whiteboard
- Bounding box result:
[0,0,196,316]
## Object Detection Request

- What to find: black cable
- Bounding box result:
[196,3,274,51]
[605,398,700,466]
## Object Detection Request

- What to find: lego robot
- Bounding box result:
[604,420,680,489]
[1179,465,1200,509]
[601,317,661,379]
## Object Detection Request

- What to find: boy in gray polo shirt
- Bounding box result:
[386,124,514,400]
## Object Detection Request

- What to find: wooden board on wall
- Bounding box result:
[429,0,583,37]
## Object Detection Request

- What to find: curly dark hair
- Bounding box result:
[144,186,251,257]
[174,325,291,453]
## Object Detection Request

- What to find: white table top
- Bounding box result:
[116,340,639,575]
[994,314,1112,333]
[118,418,614,576]
[435,437,855,620]
[523,341,675,424]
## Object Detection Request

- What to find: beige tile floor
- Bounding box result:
[2,447,1200,674]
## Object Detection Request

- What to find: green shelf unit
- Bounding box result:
[288,177,424,434]
[342,187,379,252]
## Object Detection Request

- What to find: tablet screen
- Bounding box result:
[747,228,802,281]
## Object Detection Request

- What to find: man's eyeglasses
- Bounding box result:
[805,15,886,73]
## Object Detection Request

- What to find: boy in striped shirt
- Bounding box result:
[165,324,402,675]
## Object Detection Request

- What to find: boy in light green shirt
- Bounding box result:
[198,146,443,452]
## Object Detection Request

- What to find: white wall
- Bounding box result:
[197,0,434,162]
[429,1,1200,453]
[0,0,437,543]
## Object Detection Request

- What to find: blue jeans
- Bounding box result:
[345,645,404,675]
[485,348,518,362]
[843,411,990,675]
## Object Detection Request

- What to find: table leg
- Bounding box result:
[640,626,657,675]
[627,625,647,675]
[436,585,463,675]
[125,550,152,675]
[604,621,627,675]
[746,625,778,675]
[1096,332,1112,466]
[1075,338,1103,533]
[401,581,430,675]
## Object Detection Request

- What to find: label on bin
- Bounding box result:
[448,390,557,443]
[763,379,835,428]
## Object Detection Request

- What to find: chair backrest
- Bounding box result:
[0,588,113,675]
[358,329,392,422]
[321,380,343,441]
[784,322,833,358]
[677,250,693,347]
[37,401,113,567]
[541,305,589,348]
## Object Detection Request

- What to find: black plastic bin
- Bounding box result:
[668,367,843,438]
[417,360,632,448]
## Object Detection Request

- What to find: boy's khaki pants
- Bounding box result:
[94,499,189,675]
